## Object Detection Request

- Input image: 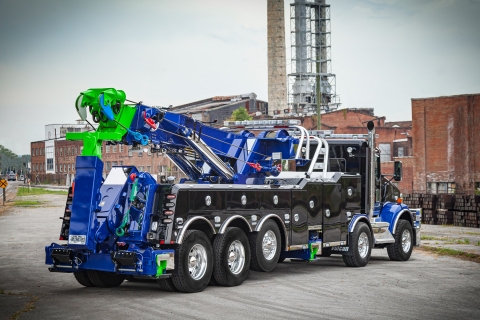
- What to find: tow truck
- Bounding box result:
[45,88,420,293]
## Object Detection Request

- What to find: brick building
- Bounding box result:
[172,93,268,123]
[412,94,480,194]
[299,109,413,161]
[30,141,46,183]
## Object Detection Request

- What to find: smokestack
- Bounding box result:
[267,0,287,116]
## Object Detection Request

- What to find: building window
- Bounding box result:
[120,161,123,166]
[428,182,456,194]
[112,145,117,153]
[106,162,111,171]
[35,148,38,156]
[119,145,124,153]
[60,164,62,172]
[67,147,70,156]
[112,161,118,167]
[47,158,53,170]
[106,145,110,153]
[64,164,66,172]
[397,147,404,158]
[138,166,144,171]
[138,152,143,157]
[147,166,151,173]
[379,143,391,162]
[63,147,66,156]
[68,164,70,172]
[71,147,75,155]
[60,148,63,156]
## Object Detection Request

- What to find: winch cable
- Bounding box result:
[161,117,275,159]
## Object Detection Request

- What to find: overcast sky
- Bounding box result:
[1,0,479,155]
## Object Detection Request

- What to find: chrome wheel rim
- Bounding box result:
[402,229,412,253]
[262,230,277,260]
[358,232,369,259]
[188,244,207,280]
[227,240,245,275]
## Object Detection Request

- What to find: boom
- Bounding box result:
[68,88,307,184]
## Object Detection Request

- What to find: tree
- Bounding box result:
[230,107,252,121]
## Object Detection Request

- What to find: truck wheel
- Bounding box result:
[343,222,372,267]
[387,220,413,261]
[171,230,213,293]
[213,227,250,287]
[249,219,281,272]
[86,270,126,287]
[157,277,178,292]
[73,271,95,287]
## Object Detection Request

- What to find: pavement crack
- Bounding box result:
[1,289,40,320]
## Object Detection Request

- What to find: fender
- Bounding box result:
[176,216,216,244]
[219,215,252,234]
[348,214,372,234]
[255,214,289,251]
[379,202,413,234]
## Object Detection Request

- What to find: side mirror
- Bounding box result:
[394,161,402,181]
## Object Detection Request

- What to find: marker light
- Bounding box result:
[166,194,176,200]
[163,210,174,216]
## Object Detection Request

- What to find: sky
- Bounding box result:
[0,0,479,155]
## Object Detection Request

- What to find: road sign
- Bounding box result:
[0,179,7,189]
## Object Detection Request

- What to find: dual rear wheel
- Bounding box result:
[161,220,282,293]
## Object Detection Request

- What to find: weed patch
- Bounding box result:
[14,200,43,207]
[418,246,480,263]
[17,187,67,196]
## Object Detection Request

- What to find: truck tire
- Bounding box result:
[387,219,413,261]
[157,277,178,292]
[343,222,372,267]
[171,230,213,293]
[73,271,95,287]
[213,227,251,287]
[86,270,126,287]
[249,219,281,272]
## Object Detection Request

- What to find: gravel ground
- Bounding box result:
[0,193,479,320]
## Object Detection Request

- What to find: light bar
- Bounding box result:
[223,119,301,129]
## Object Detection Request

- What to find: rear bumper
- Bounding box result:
[45,243,174,277]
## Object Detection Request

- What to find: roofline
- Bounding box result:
[411,93,480,100]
